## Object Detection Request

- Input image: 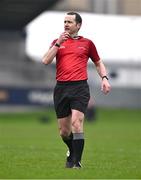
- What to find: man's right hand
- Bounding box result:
[57,32,70,45]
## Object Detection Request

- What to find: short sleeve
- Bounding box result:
[89,40,100,63]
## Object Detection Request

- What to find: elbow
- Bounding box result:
[42,57,50,65]
[42,58,47,65]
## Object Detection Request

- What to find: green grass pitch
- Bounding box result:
[0,108,141,179]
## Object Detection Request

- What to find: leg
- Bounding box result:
[58,115,74,167]
[58,115,71,138]
[54,81,90,168]
[71,109,85,168]
[71,109,84,133]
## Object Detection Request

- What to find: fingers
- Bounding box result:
[58,32,70,44]
[62,32,70,41]
[64,32,70,38]
[104,86,111,94]
[101,83,111,95]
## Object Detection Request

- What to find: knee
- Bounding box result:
[72,116,83,133]
[59,128,70,138]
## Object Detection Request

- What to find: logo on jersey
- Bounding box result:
[78,46,86,50]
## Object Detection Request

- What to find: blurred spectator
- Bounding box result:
[86,97,96,121]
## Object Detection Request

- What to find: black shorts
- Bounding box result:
[53,80,90,118]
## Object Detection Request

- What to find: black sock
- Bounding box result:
[72,133,84,164]
[62,132,73,158]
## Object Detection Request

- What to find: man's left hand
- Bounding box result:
[101,79,111,95]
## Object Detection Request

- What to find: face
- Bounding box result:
[64,14,81,35]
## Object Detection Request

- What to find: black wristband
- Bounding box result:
[55,43,60,47]
[102,76,108,80]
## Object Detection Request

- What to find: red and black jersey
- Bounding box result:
[51,36,100,81]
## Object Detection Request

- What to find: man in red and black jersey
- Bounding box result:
[42,12,111,168]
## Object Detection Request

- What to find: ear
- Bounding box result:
[77,23,81,30]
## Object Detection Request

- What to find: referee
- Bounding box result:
[42,12,111,168]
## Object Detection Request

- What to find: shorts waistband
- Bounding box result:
[57,80,87,85]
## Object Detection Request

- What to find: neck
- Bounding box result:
[70,33,78,38]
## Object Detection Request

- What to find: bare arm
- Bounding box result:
[42,32,70,65]
[42,45,59,65]
[95,60,111,94]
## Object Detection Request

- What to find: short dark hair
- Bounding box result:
[67,12,82,24]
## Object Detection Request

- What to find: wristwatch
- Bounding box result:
[55,43,60,47]
[102,76,109,80]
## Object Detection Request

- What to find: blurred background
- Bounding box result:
[1,2,141,178]
[0,0,141,113]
